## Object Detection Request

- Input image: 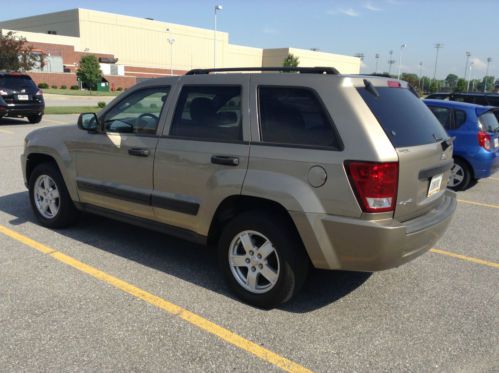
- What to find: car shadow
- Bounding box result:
[0,191,371,313]
[0,117,29,125]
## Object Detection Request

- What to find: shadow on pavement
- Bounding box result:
[0,191,371,313]
[0,118,29,125]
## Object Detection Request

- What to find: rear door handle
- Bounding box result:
[211,155,239,166]
[128,148,150,157]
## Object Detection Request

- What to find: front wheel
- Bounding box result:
[29,162,80,228]
[218,211,309,309]
[448,159,472,191]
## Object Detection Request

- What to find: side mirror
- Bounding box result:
[77,113,99,132]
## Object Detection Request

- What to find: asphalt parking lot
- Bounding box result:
[0,115,498,372]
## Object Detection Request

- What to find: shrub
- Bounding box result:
[70,85,79,90]
[97,101,106,108]
[60,85,67,89]
[51,85,57,89]
[116,87,123,91]
[38,83,49,89]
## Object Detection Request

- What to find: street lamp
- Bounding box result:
[467,62,474,92]
[388,50,395,75]
[214,4,223,68]
[375,53,380,74]
[418,61,423,90]
[166,28,175,76]
[397,43,406,80]
[433,43,443,86]
[484,57,492,92]
[464,51,471,80]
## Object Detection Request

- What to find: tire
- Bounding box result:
[448,158,472,191]
[27,114,42,124]
[218,211,309,309]
[28,162,80,228]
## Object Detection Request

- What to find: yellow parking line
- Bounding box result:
[457,199,499,209]
[431,248,499,269]
[0,224,311,373]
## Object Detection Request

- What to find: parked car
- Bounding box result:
[424,99,499,190]
[0,72,44,124]
[426,92,499,107]
[21,67,456,308]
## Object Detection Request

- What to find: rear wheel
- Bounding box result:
[29,162,80,228]
[27,114,42,124]
[218,211,309,309]
[448,159,472,191]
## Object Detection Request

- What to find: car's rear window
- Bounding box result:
[0,75,37,91]
[357,86,448,147]
[478,111,499,133]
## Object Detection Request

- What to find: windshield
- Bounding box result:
[357,86,449,147]
[0,76,37,91]
[478,111,499,133]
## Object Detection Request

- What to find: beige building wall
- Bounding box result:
[0,28,80,49]
[224,44,263,68]
[0,9,80,37]
[263,48,360,74]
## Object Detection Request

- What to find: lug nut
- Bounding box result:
[257,254,262,259]
[249,251,254,256]
[251,266,256,272]
[245,258,250,264]
[258,264,263,269]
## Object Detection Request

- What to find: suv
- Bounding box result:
[0,72,44,123]
[21,67,456,308]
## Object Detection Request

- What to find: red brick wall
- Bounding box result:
[28,72,136,90]
[125,65,188,78]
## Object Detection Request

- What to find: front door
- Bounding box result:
[73,85,171,220]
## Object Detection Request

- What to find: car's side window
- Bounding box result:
[428,106,452,130]
[169,85,242,141]
[454,110,467,129]
[103,87,170,135]
[258,86,341,149]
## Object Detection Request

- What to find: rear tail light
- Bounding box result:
[477,131,491,151]
[345,161,399,213]
[387,80,401,88]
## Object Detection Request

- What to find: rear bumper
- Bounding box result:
[0,103,44,117]
[292,190,457,272]
[465,148,499,179]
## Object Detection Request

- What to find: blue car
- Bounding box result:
[424,99,499,190]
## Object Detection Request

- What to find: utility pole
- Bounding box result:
[375,53,380,74]
[166,28,175,76]
[388,50,395,76]
[397,43,406,80]
[214,5,223,68]
[433,43,443,82]
[418,62,423,90]
[467,62,474,92]
[464,51,471,80]
[484,57,492,92]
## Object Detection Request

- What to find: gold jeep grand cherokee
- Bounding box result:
[22,67,456,308]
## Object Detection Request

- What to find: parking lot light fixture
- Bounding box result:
[464,51,471,80]
[467,62,474,92]
[214,5,223,68]
[375,53,380,74]
[433,43,443,84]
[166,28,175,76]
[484,57,492,92]
[397,43,406,80]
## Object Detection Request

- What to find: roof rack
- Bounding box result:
[185,66,340,75]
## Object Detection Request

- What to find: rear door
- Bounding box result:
[358,84,452,222]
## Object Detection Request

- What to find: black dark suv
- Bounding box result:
[0,72,44,123]
[426,92,499,106]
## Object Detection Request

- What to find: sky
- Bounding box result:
[1,0,498,79]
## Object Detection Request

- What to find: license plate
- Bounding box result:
[428,174,443,197]
[17,94,29,101]
[495,137,499,148]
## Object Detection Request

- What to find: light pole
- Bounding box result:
[388,50,395,75]
[355,53,364,73]
[397,43,406,80]
[375,53,380,74]
[166,28,175,76]
[433,43,443,87]
[464,51,471,80]
[214,4,223,68]
[484,57,492,92]
[467,62,474,92]
[418,61,423,90]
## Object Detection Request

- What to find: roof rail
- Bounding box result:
[185,66,340,75]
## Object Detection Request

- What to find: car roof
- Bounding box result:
[423,99,484,110]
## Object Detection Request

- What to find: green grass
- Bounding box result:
[44,106,102,115]
[43,88,121,97]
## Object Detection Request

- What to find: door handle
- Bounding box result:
[211,155,239,166]
[128,148,150,157]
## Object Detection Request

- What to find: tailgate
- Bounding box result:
[395,142,453,222]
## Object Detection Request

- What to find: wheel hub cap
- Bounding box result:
[34,175,60,219]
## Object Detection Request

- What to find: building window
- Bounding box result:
[47,30,57,35]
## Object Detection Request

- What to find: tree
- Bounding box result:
[444,74,458,90]
[400,73,419,88]
[480,75,495,92]
[76,55,102,91]
[455,78,466,92]
[0,31,39,71]
[282,53,299,68]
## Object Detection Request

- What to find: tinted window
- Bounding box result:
[258,87,341,149]
[104,87,169,134]
[428,106,452,130]
[454,110,467,128]
[474,96,488,106]
[170,86,242,141]
[357,87,448,147]
[478,111,499,133]
[0,75,37,91]
[485,97,499,107]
